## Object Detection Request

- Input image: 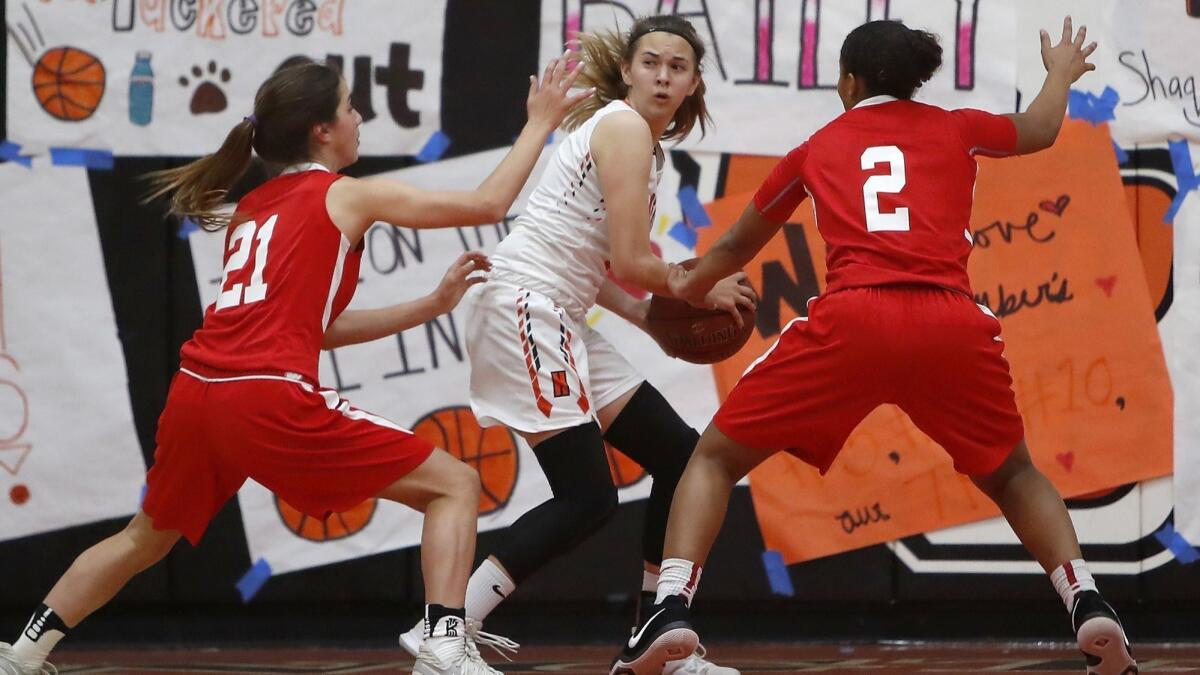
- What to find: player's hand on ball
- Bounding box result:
[703,272,758,328]
[666,263,707,308]
[433,251,491,312]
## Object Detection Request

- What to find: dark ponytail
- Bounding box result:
[145,58,342,231]
[840,20,943,100]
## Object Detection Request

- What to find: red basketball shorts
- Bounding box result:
[142,366,434,545]
[714,286,1024,476]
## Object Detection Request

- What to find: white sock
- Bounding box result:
[464,558,516,621]
[642,569,659,593]
[13,604,67,667]
[1050,559,1098,610]
[655,558,701,607]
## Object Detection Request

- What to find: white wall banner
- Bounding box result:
[1168,148,1200,543]
[0,163,146,542]
[5,0,445,155]
[188,145,725,575]
[539,0,1018,156]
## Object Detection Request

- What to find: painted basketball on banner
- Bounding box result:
[411,406,518,515]
[276,497,377,542]
[605,443,646,488]
[32,47,106,121]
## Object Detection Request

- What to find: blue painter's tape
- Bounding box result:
[667,220,697,249]
[677,185,712,228]
[1154,523,1199,564]
[1112,141,1129,165]
[1066,86,1119,126]
[416,130,452,163]
[761,550,795,596]
[1165,139,1199,224]
[177,217,200,240]
[49,147,114,170]
[0,141,33,168]
[236,558,273,602]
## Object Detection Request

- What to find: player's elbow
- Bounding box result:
[1014,115,1061,154]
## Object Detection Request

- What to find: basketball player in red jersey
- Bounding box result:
[614,17,1138,675]
[0,56,590,675]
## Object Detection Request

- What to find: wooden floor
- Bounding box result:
[45,642,1200,673]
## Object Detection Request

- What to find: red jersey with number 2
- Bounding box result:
[180,169,359,382]
[754,97,1017,296]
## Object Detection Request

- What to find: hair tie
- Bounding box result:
[244,114,258,128]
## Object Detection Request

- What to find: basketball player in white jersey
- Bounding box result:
[399,15,753,674]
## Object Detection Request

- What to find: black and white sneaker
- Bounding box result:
[1071,590,1137,675]
[610,595,699,675]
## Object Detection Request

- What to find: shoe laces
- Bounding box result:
[0,645,56,675]
[465,618,519,662]
[456,645,504,675]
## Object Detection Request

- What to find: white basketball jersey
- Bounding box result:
[490,99,664,319]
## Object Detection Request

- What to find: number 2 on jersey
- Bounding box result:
[860,145,910,232]
[216,214,277,310]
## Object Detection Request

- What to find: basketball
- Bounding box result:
[275,497,377,542]
[411,405,519,515]
[645,260,756,364]
[32,47,106,122]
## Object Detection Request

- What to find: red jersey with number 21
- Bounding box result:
[180,168,359,382]
[754,96,1018,296]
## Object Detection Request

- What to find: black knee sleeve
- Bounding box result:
[490,422,617,583]
[603,384,699,565]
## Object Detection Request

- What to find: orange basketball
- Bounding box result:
[32,47,106,121]
[605,443,647,488]
[276,497,377,542]
[411,406,519,515]
[646,258,757,364]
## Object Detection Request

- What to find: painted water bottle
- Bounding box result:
[129,51,154,126]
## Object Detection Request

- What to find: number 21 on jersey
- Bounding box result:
[860,145,909,233]
[216,214,277,310]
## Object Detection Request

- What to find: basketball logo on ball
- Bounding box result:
[276,496,377,542]
[411,406,519,515]
[32,47,106,122]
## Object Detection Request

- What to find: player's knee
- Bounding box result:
[603,383,699,480]
[568,480,618,532]
[448,460,482,503]
[972,439,1034,497]
[123,515,178,567]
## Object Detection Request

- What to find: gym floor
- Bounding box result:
[44,642,1200,673]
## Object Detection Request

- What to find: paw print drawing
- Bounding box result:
[179,61,231,115]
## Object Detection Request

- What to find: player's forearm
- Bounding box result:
[321,296,446,350]
[688,232,754,296]
[610,253,671,298]
[1013,67,1074,153]
[595,278,650,330]
[473,120,556,222]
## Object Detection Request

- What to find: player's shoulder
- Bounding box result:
[593,107,652,138]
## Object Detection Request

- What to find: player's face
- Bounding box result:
[330,79,362,168]
[621,32,699,121]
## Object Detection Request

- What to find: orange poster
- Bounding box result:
[698,120,1173,564]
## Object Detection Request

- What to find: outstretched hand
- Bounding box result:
[1040,16,1098,84]
[526,50,595,131]
[432,251,491,313]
